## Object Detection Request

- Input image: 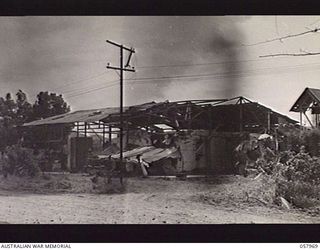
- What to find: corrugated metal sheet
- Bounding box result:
[22,101,163,126]
[111,146,179,163]
[23,107,126,126]
[142,147,179,163]
[23,98,298,128]
[111,146,155,159]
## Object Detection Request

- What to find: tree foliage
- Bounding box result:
[33,91,70,120]
[0,90,70,149]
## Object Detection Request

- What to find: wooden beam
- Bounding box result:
[209,105,213,130]
[89,128,103,141]
[102,124,105,146]
[126,122,130,147]
[239,97,243,132]
[303,112,314,128]
[76,122,79,137]
[267,111,271,133]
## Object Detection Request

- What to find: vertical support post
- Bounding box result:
[267,111,271,133]
[239,97,243,133]
[274,128,279,152]
[300,111,303,128]
[207,105,212,130]
[106,40,135,185]
[76,122,79,137]
[120,45,124,164]
[60,125,64,142]
[206,105,213,175]
[84,122,87,137]
[186,103,192,130]
[126,122,130,148]
[303,111,314,128]
[109,126,112,143]
[102,123,105,148]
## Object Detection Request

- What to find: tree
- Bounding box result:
[15,90,33,125]
[244,27,320,58]
[0,92,20,148]
[25,91,71,149]
[0,90,71,149]
[3,93,17,118]
[33,91,70,120]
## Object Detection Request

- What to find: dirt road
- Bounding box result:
[0,175,318,224]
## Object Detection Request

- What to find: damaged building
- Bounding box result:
[22,96,298,176]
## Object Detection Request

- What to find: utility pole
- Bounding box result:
[106,40,135,185]
[239,96,243,133]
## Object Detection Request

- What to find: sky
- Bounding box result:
[1,16,320,122]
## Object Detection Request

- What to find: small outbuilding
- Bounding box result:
[290,87,320,128]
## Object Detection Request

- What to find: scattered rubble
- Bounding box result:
[280,197,291,210]
[235,128,320,212]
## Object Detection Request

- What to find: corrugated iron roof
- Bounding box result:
[23,107,124,126]
[23,97,298,127]
[23,101,162,126]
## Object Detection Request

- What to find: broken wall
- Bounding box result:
[68,136,93,173]
[176,130,209,173]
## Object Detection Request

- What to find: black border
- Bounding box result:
[0,0,320,15]
[0,0,320,243]
[0,224,319,242]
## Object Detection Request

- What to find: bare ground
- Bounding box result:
[0,174,318,224]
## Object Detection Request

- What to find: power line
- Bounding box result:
[130,65,320,84]
[62,77,118,95]
[50,71,110,93]
[243,27,320,47]
[65,71,139,100]
[66,80,119,99]
[136,58,275,69]
[127,62,320,82]
[47,58,318,96]
[63,61,320,99]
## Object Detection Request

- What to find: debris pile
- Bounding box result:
[235,128,320,210]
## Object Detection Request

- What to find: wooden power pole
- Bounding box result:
[106,40,135,184]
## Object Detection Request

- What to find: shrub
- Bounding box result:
[302,129,320,157]
[2,145,41,177]
[274,149,320,209]
[239,127,320,209]
[282,152,320,184]
[275,179,320,208]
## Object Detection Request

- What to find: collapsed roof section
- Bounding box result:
[23,97,298,133]
[111,145,179,164]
